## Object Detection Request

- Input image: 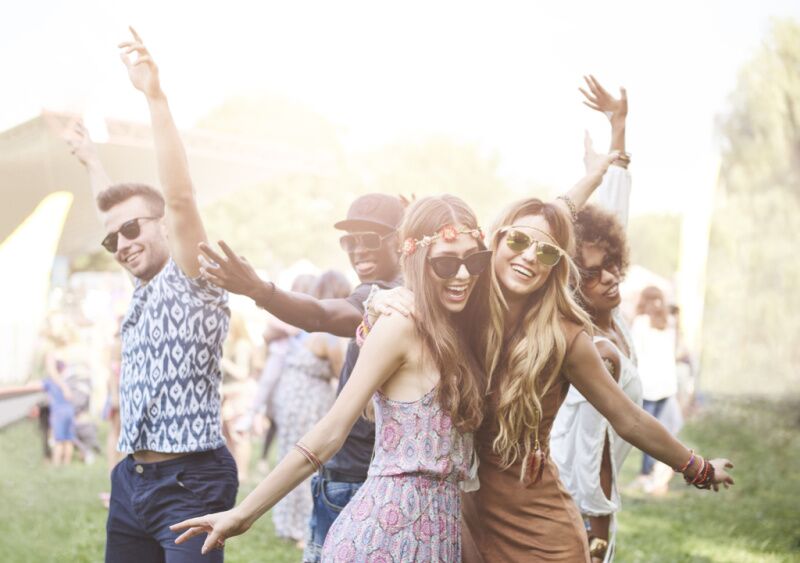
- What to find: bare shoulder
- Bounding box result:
[559,318,586,350]
[372,311,417,342]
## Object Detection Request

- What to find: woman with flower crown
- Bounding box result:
[369,78,736,562]
[171,195,492,562]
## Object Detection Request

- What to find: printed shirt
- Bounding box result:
[117,259,230,454]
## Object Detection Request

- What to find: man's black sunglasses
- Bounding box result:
[427,250,493,279]
[101,217,161,253]
[339,231,396,253]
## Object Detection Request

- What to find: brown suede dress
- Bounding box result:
[462,348,591,562]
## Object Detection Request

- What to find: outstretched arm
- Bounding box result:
[579,75,627,158]
[556,75,630,218]
[565,332,734,488]
[580,75,632,226]
[555,139,620,218]
[64,121,113,220]
[118,27,207,278]
[198,240,363,336]
[170,313,412,554]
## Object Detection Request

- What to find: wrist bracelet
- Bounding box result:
[294,442,322,471]
[557,195,578,222]
[677,450,695,473]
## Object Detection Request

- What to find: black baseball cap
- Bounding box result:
[334,193,404,232]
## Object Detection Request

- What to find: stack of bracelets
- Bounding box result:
[295,441,323,471]
[676,449,716,489]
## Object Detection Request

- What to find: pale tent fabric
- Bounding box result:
[0,192,73,385]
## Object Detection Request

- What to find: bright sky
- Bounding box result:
[3,0,799,215]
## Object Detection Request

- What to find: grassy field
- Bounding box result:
[1,397,798,562]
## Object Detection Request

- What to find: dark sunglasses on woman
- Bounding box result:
[339,231,396,253]
[101,216,161,253]
[427,250,493,279]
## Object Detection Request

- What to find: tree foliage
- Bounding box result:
[703,18,800,395]
[627,213,681,279]
[198,96,513,275]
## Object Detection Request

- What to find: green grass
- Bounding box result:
[0,423,300,563]
[1,398,798,562]
[615,397,800,563]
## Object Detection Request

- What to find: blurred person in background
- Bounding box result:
[220,312,256,481]
[630,285,679,490]
[100,320,124,508]
[65,28,234,563]
[271,270,351,546]
[552,75,642,562]
[237,273,316,475]
[196,192,404,562]
[0,314,85,467]
[641,305,695,496]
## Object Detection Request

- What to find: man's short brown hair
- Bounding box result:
[96,183,165,216]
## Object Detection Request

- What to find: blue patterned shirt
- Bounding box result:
[117,259,230,454]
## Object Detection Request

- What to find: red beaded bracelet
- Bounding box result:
[677,450,695,473]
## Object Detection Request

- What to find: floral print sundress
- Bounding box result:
[322,387,475,562]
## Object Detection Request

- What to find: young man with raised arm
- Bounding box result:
[67,28,235,562]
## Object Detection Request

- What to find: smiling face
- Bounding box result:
[579,242,622,313]
[426,231,485,314]
[494,214,562,300]
[343,224,401,283]
[101,195,170,281]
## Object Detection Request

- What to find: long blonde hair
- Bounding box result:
[400,195,489,433]
[484,198,593,479]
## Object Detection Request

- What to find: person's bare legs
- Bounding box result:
[63,441,74,465]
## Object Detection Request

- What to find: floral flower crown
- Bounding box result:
[402,224,484,256]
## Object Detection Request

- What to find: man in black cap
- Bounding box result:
[197,193,404,561]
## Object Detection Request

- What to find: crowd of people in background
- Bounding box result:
[0,26,736,563]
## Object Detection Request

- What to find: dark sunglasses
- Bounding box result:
[582,259,621,287]
[503,228,564,267]
[101,217,161,253]
[427,250,493,279]
[339,231,396,253]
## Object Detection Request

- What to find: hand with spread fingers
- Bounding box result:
[367,287,416,327]
[583,131,619,176]
[582,131,621,179]
[708,458,736,492]
[63,120,97,166]
[198,241,265,299]
[579,74,627,124]
[118,26,162,98]
[170,509,249,555]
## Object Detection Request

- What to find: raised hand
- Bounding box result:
[198,241,265,299]
[583,131,620,177]
[170,509,250,555]
[579,75,627,123]
[63,120,98,166]
[118,26,162,98]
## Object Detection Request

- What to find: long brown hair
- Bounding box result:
[400,195,489,433]
[484,197,593,479]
